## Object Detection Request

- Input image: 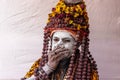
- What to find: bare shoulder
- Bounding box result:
[24,58,41,78]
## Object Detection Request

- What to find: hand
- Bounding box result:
[47,45,70,70]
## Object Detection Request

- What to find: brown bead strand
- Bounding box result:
[82,59,88,79]
[82,56,86,73]
[64,41,78,80]
[41,32,50,66]
[75,34,89,80]
[74,50,83,80]
[86,37,93,80]
[34,32,51,80]
[82,56,89,80]
[86,63,92,80]
[82,28,99,80]
[83,37,90,80]
[65,52,75,80]
[85,36,99,75]
[81,38,87,80]
[73,35,85,80]
[84,52,92,80]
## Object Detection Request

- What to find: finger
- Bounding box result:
[49,48,69,58]
[55,50,70,60]
[49,50,70,63]
[52,44,65,52]
[52,46,59,52]
[54,48,68,54]
[52,45,62,52]
[50,48,68,56]
[48,51,54,56]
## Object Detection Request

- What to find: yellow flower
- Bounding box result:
[47,19,50,23]
[65,7,70,14]
[70,7,74,12]
[60,1,65,6]
[56,6,61,13]
[75,6,80,12]
[61,4,66,11]
[69,20,73,24]
[74,13,79,17]
[77,25,81,30]
[49,13,55,17]
[52,13,55,17]
[76,5,81,9]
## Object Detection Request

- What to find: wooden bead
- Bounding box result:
[67,71,72,75]
[76,68,82,72]
[77,65,82,68]
[70,60,74,64]
[68,67,73,71]
[76,72,82,75]
[71,53,75,57]
[83,65,87,68]
[83,61,87,65]
[75,75,81,79]
[82,71,86,75]
[35,77,39,80]
[83,68,86,71]
[82,75,86,79]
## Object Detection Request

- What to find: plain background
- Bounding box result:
[0,0,120,80]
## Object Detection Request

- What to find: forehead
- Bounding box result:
[52,31,74,39]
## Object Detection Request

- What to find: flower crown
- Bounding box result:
[44,0,89,41]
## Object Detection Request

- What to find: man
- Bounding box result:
[21,0,99,80]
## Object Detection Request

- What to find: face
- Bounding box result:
[51,31,76,57]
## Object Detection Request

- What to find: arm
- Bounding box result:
[22,59,53,80]
[23,46,71,80]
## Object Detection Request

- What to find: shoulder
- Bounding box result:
[24,58,42,78]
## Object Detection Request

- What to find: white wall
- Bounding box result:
[0,0,120,80]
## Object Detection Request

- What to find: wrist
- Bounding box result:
[42,63,55,75]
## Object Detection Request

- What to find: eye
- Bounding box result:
[63,39,70,43]
[53,38,59,42]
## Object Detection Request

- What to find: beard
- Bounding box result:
[57,57,70,68]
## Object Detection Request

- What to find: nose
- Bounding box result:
[58,39,63,45]
[57,40,64,48]
[52,39,64,50]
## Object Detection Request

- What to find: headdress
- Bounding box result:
[41,0,99,79]
[44,0,89,42]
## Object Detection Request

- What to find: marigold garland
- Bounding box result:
[47,0,88,31]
